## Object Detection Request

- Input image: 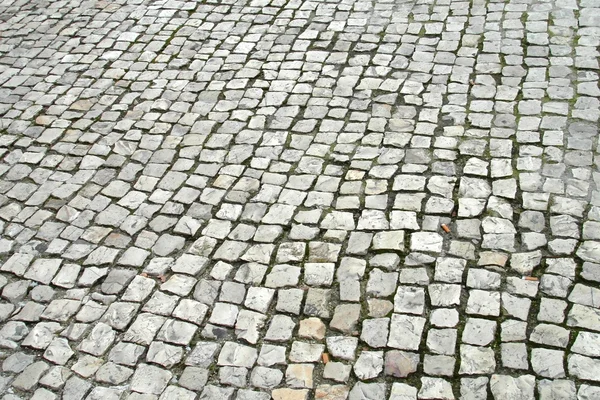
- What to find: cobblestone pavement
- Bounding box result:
[0,0,599,398]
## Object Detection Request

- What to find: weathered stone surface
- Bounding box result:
[130,364,172,395]
[384,350,419,378]
[568,354,600,381]
[388,314,425,350]
[418,377,454,400]
[490,375,535,400]
[348,382,386,400]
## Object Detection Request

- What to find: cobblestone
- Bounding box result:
[0,0,598,397]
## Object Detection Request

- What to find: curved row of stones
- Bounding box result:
[0,0,599,398]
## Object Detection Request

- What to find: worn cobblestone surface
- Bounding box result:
[0,0,599,398]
